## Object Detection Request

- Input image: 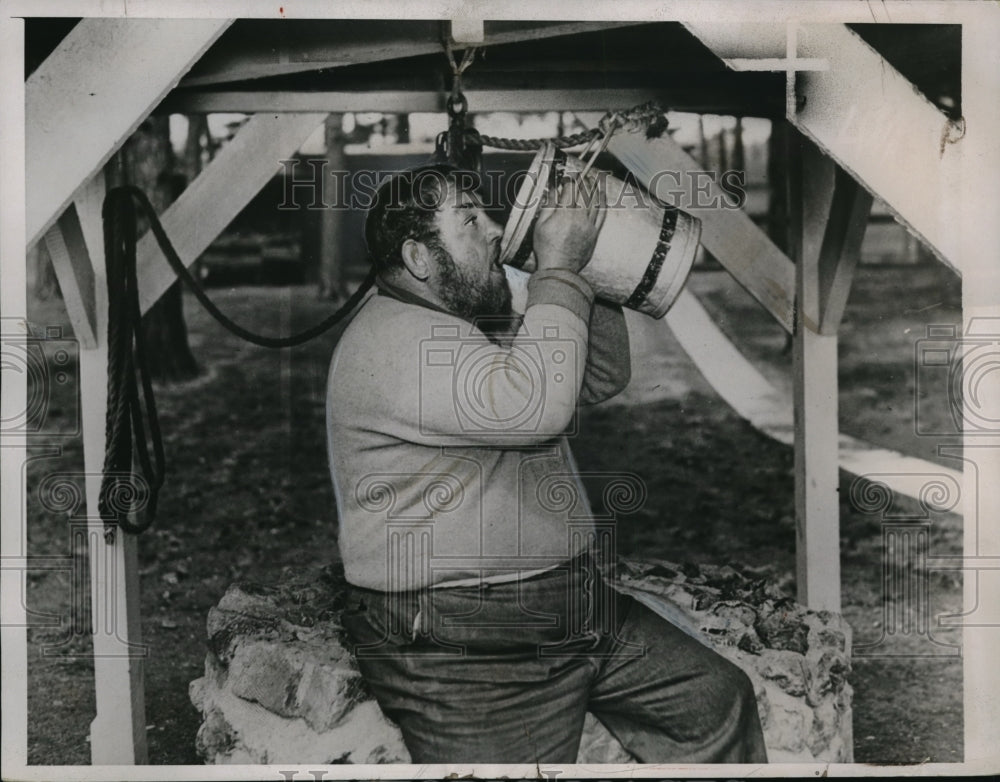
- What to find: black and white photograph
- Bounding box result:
[2,1,999,778]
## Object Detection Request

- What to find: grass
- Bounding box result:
[23,261,963,764]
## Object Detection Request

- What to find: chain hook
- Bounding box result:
[437,37,481,171]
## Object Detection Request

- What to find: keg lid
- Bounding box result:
[499,142,557,267]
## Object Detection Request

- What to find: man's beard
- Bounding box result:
[432,243,515,338]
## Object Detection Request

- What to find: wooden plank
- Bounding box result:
[86,524,148,764]
[0,15,29,771]
[959,10,1000,763]
[789,133,841,612]
[136,112,328,315]
[43,213,97,349]
[43,173,109,350]
[682,21,786,60]
[451,18,485,44]
[180,21,638,86]
[686,21,963,272]
[608,131,796,333]
[26,18,232,247]
[792,24,963,274]
[161,88,664,115]
[622,295,961,665]
[817,168,872,335]
[616,297,963,504]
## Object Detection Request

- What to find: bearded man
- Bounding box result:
[325,163,767,764]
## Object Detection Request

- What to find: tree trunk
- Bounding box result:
[33,241,61,300]
[120,115,199,382]
[732,116,745,174]
[767,119,790,252]
[318,114,347,300]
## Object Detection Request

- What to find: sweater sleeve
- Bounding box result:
[579,300,631,406]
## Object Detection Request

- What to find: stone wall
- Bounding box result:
[190,559,851,764]
[611,559,853,763]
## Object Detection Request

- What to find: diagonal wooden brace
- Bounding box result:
[609,131,796,334]
[26,18,232,247]
[135,112,328,315]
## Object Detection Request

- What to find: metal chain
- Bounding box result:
[466,103,670,154]
[475,129,603,151]
[439,34,669,160]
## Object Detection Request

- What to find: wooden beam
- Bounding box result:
[0,15,28,770]
[44,213,97,349]
[619,296,963,507]
[685,22,963,272]
[161,88,665,115]
[180,21,638,86]
[608,130,796,333]
[451,18,485,45]
[817,167,872,335]
[58,165,150,764]
[793,24,963,273]
[959,10,1000,763]
[26,18,232,247]
[43,175,106,349]
[136,112,328,315]
[789,133,842,612]
[682,21,786,61]
[85,522,148,765]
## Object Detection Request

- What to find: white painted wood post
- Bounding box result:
[959,11,1000,764]
[50,171,150,764]
[43,208,98,350]
[0,14,29,771]
[790,138,841,612]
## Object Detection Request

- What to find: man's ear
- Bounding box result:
[400,238,431,281]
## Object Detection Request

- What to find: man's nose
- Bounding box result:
[485,215,503,243]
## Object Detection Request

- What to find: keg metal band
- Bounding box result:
[624,207,680,310]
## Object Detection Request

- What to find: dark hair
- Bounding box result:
[364,163,481,275]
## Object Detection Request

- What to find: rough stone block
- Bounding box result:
[189,559,852,764]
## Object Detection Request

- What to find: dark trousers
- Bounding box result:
[342,557,768,764]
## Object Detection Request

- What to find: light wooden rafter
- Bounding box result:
[135,112,329,315]
[162,88,665,115]
[608,131,796,334]
[179,21,639,86]
[685,21,964,274]
[26,18,232,247]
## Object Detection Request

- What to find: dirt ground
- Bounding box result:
[24,262,963,765]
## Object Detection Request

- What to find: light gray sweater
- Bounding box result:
[326,269,631,590]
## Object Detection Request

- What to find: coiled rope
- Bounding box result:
[99,186,375,534]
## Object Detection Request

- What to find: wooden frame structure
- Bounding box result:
[3,2,998,773]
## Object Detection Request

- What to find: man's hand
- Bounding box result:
[532,171,607,274]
